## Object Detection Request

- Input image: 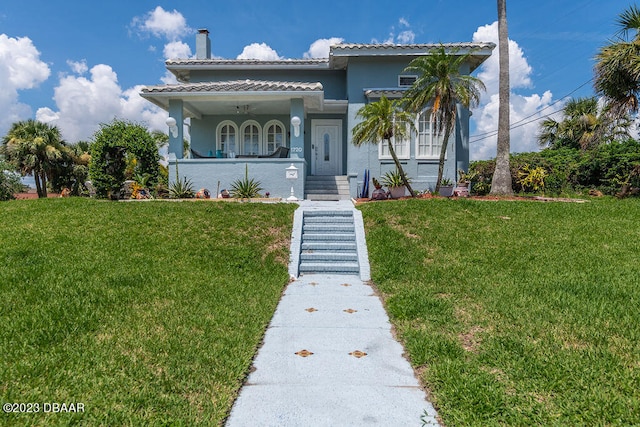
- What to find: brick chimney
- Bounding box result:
[196,29,211,59]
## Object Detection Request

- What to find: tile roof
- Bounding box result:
[331,42,496,52]
[166,58,329,67]
[141,79,323,94]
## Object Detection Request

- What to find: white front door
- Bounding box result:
[311,120,342,175]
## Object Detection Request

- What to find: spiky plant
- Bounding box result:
[230,164,263,198]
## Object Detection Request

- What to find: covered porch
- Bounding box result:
[141,79,350,199]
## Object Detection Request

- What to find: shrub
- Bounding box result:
[1,161,24,201]
[231,164,263,198]
[517,164,547,193]
[89,119,160,199]
[169,176,194,199]
[469,143,640,196]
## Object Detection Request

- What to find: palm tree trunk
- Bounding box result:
[40,172,48,198]
[435,117,454,194]
[387,139,416,197]
[491,0,514,195]
[34,173,43,198]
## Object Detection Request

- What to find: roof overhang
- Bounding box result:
[329,42,496,72]
[165,59,330,81]
[140,80,325,119]
[364,88,408,100]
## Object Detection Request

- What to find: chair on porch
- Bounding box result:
[258,146,290,158]
[190,149,216,158]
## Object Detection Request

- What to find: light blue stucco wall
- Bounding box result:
[169,157,306,200]
[342,56,472,196]
[174,54,475,198]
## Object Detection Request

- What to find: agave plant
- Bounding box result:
[169,176,194,198]
[230,164,263,198]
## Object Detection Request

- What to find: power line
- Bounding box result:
[469,78,594,144]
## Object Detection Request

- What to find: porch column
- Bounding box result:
[168,99,184,159]
[289,98,305,159]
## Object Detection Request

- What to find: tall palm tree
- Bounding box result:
[402,46,485,193]
[490,0,513,195]
[352,95,416,196]
[1,120,65,198]
[594,4,640,117]
[538,97,631,150]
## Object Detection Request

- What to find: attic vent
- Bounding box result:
[399,75,417,87]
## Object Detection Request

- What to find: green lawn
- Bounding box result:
[0,198,296,426]
[359,197,640,426]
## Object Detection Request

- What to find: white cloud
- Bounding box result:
[132,6,190,41]
[373,18,416,45]
[36,63,166,143]
[163,40,191,60]
[470,22,555,160]
[67,59,88,75]
[304,37,344,58]
[237,43,282,60]
[0,34,50,135]
[397,30,415,44]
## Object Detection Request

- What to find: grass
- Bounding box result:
[0,198,296,426]
[359,197,640,426]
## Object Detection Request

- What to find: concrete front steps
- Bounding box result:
[305,175,350,201]
[299,210,359,275]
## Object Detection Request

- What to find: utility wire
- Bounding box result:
[469,78,594,144]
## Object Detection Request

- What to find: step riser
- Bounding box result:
[303,225,355,232]
[304,218,353,224]
[303,211,353,217]
[303,233,356,241]
[299,264,360,273]
[300,253,358,262]
[301,244,357,251]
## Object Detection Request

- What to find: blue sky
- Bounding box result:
[0,0,631,159]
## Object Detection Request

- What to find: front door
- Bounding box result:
[311,120,342,175]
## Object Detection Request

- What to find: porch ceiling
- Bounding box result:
[140,79,325,119]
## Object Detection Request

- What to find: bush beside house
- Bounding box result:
[470,139,640,196]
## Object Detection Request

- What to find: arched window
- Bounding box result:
[240,121,261,155]
[216,121,237,155]
[263,120,286,154]
[416,109,443,159]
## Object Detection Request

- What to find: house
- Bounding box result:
[141,29,494,199]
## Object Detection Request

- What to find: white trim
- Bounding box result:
[378,120,411,160]
[415,109,443,160]
[216,120,238,154]
[311,119,342,175]
[263,120,286,154]
[240,120,262,155]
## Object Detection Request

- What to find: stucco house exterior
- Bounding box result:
[141,30,494,200]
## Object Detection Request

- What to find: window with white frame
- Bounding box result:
[263,120,286,154]
[416,109,443,159]
[241,121,261,155]
[378,119,410,160]
[216,121,237,154]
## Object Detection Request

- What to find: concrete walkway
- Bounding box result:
[225,201,439,426]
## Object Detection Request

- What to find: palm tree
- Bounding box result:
[491,0,513,195]
[538,97,631,150]
[402,46,485,193]
[352,95,416,197]
[594,4,640,117]
[1,120,66,198]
